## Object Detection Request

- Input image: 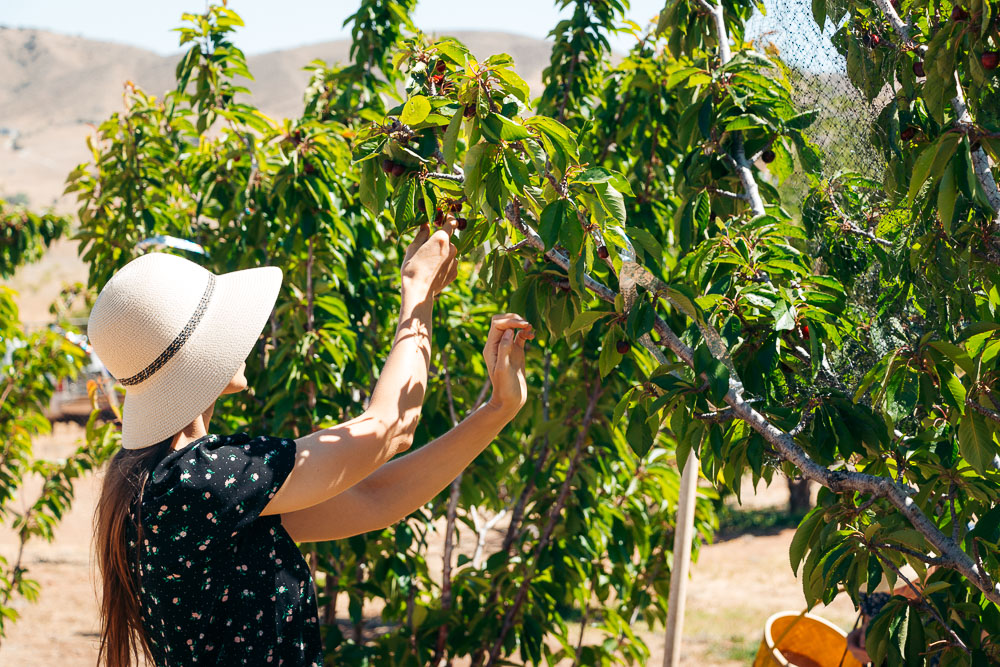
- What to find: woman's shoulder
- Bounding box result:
[146,432,294,487]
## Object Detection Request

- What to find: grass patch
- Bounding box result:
[714,504,808,541]
[706,634,759,663]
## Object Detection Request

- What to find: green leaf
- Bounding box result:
[566,310,614,336]
[959,410,998,474]
[539,199,571,252]
[599,324,625,378]
[400,95,431,125]
[937,365,967,413]
[441,109,463,167]
[937,160,957,234]
[593,182,626,225]
[480,113,530,143]
[771,300,796,331]
[789,507,825,572]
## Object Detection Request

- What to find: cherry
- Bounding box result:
[390,162,406,177]
[616,340,631,355]
[304,162,316,175]
[800,323,810,340]
[450,200,462,213]
[762,148,776,163]
[870,33,881,47]
[435,60,447,74]
[463,104,476,119]
[417,199,426,213]
[951,6,969,21]
[901,126,917,141]
[912,60,925,77]
[456,217,468,230]
[597,245,610,259]
[434,209,444,225]
[982,51,1000,70]
[381,158,394,174]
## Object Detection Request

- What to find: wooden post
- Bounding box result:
[662,451,699,666]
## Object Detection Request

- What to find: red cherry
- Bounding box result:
[616,340,631,355]
[381,158,393,174]
[982,52,1000,70]
[456,217,468,230]
[597,245,609,259]
[762,149,776,163]
[901,126,916,141]
[951,6,968,21]
[391,163,406,177]
[463,104,476,119]
[417,199,426,213]
[435,60,447,74]
[434,209,444,225]
[912,60,925,77]
[800,323,810,340]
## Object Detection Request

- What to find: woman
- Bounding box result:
[90,216,534,666]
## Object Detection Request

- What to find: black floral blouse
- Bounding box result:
[125,432,323,666]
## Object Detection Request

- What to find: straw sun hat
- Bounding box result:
[87,252,282,449]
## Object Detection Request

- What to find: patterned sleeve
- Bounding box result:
[142,433,297,555]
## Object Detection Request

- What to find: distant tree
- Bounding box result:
[0,199,117,643]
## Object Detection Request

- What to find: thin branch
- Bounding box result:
[431,351,465,666]
[872,546,970,654]
[706,185,750,201]
[484,380,604,667]
[873,542,948,566]
[827,190,893,247]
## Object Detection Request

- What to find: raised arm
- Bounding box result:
[280,313,533,542]
[260,219,459,516]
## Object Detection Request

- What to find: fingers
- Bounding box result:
[496,328,515,373]
[440,213,459,237]
[402,223,431,264]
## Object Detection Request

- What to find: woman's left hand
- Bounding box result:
[483,313,534,418]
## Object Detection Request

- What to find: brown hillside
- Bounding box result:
[1,28,552,320]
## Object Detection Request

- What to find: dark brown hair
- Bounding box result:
[94,435,173,667]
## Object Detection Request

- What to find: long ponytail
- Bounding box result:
[93,436,172,667]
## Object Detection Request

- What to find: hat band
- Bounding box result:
[117,273,217,387]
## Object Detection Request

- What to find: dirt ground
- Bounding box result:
[0,422,858,666]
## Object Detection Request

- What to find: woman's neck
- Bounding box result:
[171,404,215,450]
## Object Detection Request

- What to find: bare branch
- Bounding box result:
[706,185,750,201]
[872,546,969,654]
[874,542,948,566]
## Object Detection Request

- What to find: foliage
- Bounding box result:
[0,200,68,279]
[0,200,115,641]
[66,5,718,665]
[62,0,1000,663]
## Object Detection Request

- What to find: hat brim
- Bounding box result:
[119,265,282,449]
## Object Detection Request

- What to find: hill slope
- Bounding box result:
[0,28,553,319]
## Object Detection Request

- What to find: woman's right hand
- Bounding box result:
[400,217,458,298]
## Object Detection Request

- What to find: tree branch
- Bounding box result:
[871,545,970,654]
[484,380,604,667]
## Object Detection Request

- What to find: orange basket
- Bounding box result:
[752,610,864,667]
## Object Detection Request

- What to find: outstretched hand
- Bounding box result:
[484,313,534,418]
[400,217,459,299]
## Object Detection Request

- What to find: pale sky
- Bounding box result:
[2,1,669,56]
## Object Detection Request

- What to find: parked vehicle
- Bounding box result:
[2,327,114,425]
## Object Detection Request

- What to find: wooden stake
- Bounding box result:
[663,452,699,666]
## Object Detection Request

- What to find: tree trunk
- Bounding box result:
[788,477,811,515]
